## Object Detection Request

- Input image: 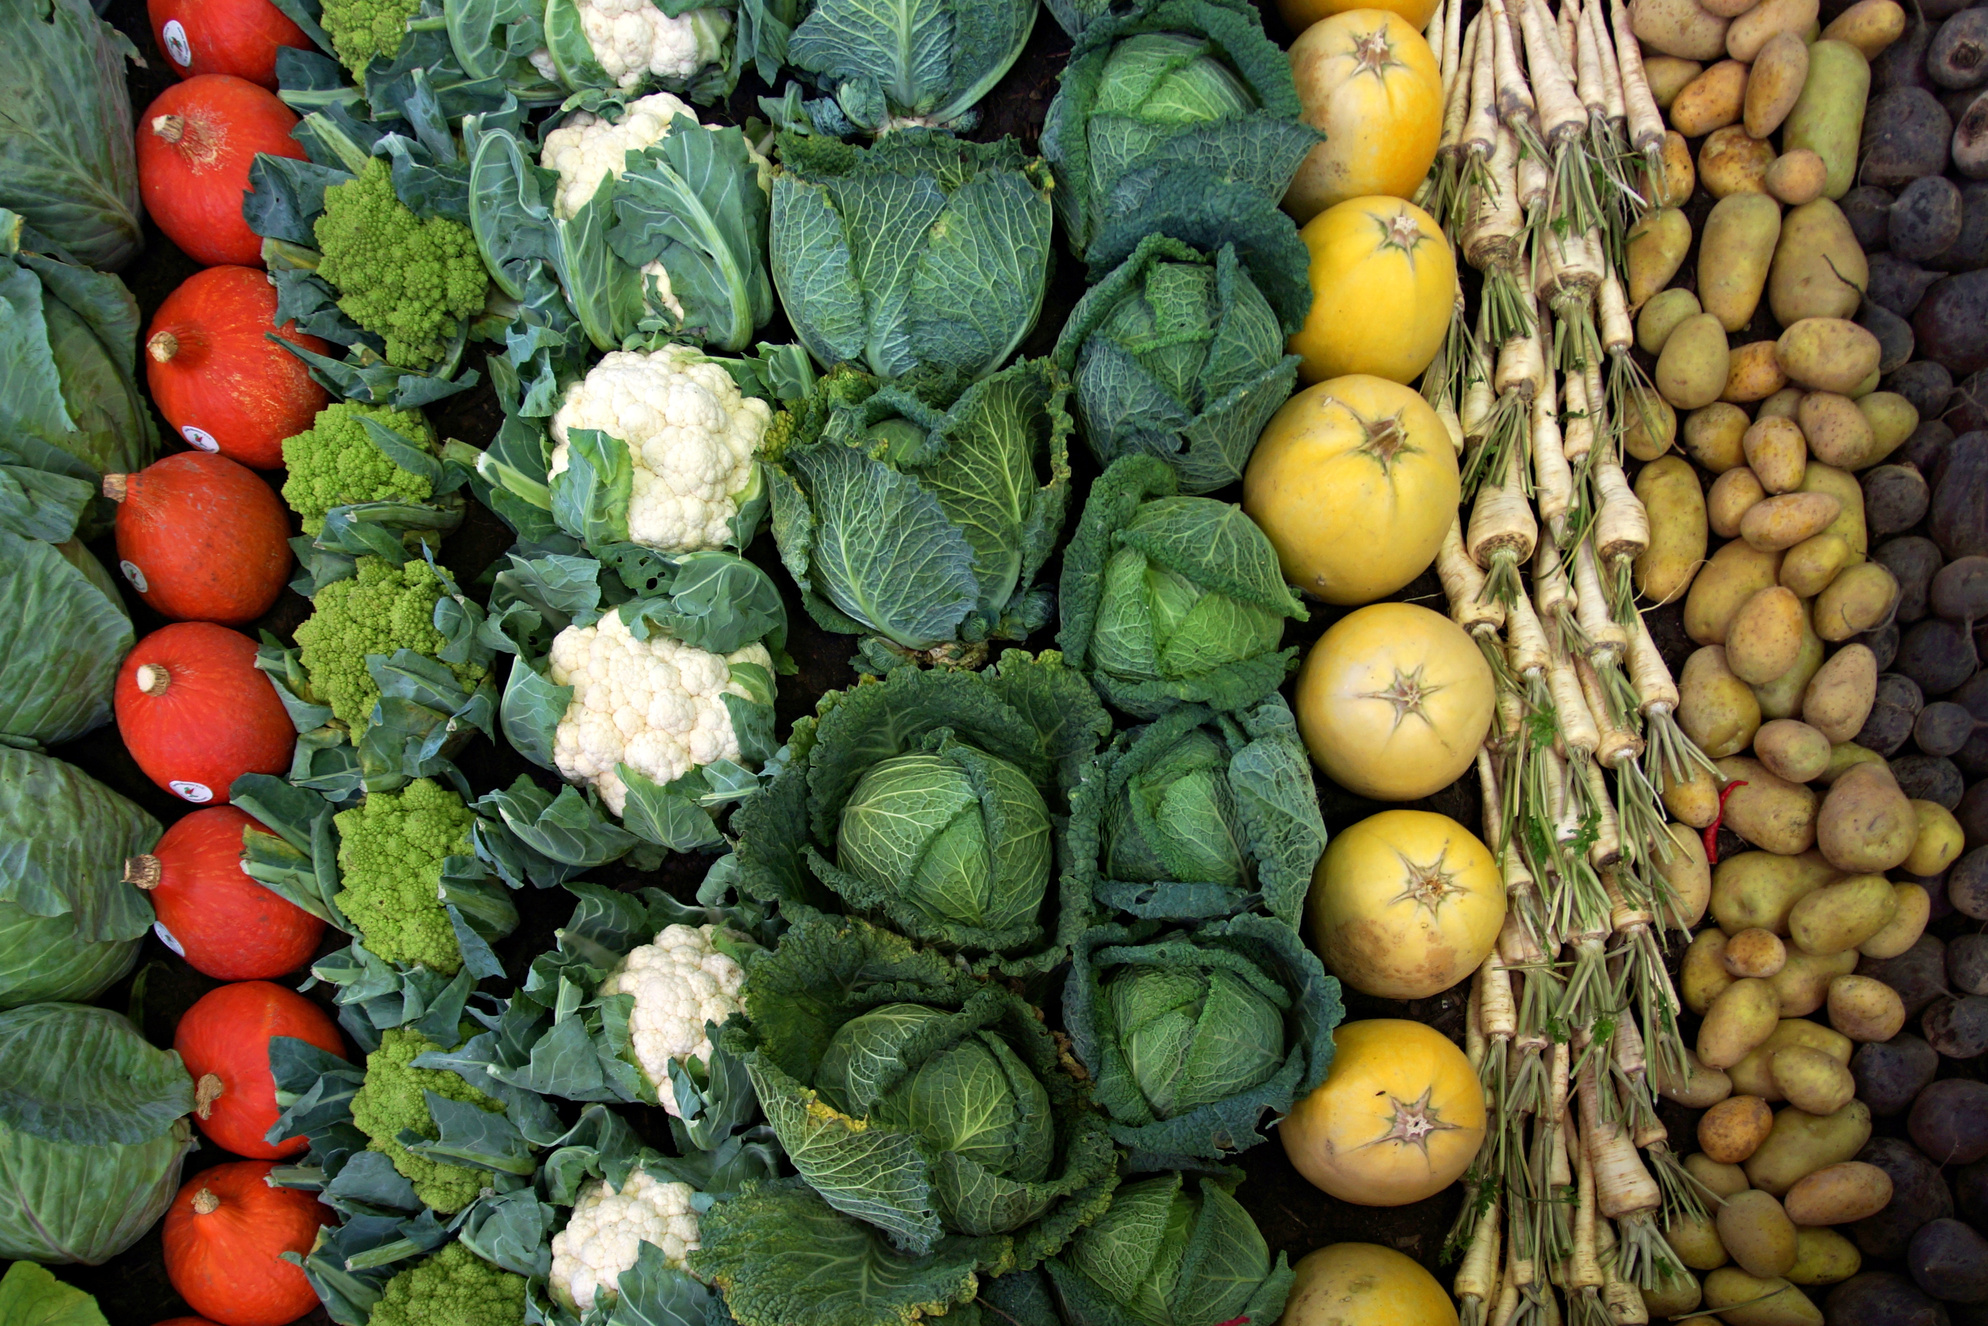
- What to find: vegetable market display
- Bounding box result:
[1,0,1986,1325]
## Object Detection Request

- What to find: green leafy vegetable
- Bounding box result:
[320,0,424,74]
[0,0,143,270]
[282,400,444,535]
[335,778,480,973]
[367,1241,527,1326]
[765,360,1072,664]
[769,131,1053,380]
[1052,229,1308,493]
[295,556,494,730]
[0,1261,109,1326]
[775,0,1038,134]
[1067,696,1325,927]
[351,1027,510,1213]
[0,747,158,949]
[1057,454,1305,718]
[0,529,130,750]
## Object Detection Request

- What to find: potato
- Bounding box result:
[1769,948,1860,1017]
[1827,973,1907,1041]
[1857,392,1918,466]
[1634,0,1734,60]
[1688,1151,1753,1199]
[1685,927,1740,1013]
[1623,391,1679,461]
[1690,409,1754,481]
[1786,1226,1861,1285]
[1756,719,1832,783]
[1716,755,1821,854]
[1702,193,1785,332]
[1857,883,1929,959]
[1642,1276,1703,1320]
[1701,977,1785,1068]
[1750,34,1815,139]
[1647,56,1707,107]
[1712,850,1837,934]
[1788,873,1900,955]
[1658,128,1697,207]
[1682,648,1765,757]
[1753,606,1825,719]
[1710,467,1770,537]
[1704,1094,1779,1164]
[1630,207,1694,308]
[1902,798,1963,875]
[1784,1161,1894,1225]
[1820,0,1904,54]
[1816,761,1916,872]
[1703,1269,1823,1326]
[1799,644,1876,743]
[1639,288,1704,355]
[1813,562,1898,641]
[1796,392,1878,471]
[1728,587,1809,685]
[1744,1100,1873,1195]
[1652,824,1712,929]
[1745,416,1809,494]
[1665,760,1723,826]
[1673,59,1750,136]
[1687,540,1785,644]
[1820,741,1885,783]
[1720,1188,1802,1277]
[1732,1020,1856,1100]
[1660,312,1736,411]
[1780,533,1856,597]
[1770,201,1868,326]
[1667,1209,1730,1269]
[1797,463,1866,559]
[1781,40,1871,200]
[1764,148,1828,205]
[1778,319,1884,394]
[1772,1044,1858,1114]
[1759,386,1805,420]
[1702,125,1779,198]
[1742,493,1844,552]
[1729,0,1819,59]
[1727,927,1790,978]
[1659,1046,1737,1107]
[1635,456,1709,605]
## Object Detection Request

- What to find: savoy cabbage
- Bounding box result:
[772,0,1039,135]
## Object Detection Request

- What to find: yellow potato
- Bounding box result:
[1786,1226,1862,1286]
[1624,391,1679,461]
[1772,1044,1858,1115]
[1858,391,1919,464]
[1666,760,1724,826]
[1816,761,1916,872]
[1648,56,1709,107]
[1778,318,1884,394]
[1799,463,1868,558]
[1770,201,1868,325]
[1827,973,1906,1041]
[1682,647,1766,757]
[1700,976,1785,1069]
[1748,34,1814,139]
[1703,1093,1779,1163]
[1659,1046,1737,1107]
[1711,467,1770,537]
[1788,872,1900,955]
[1799,643,1876,743]
[1720,1188,1801,1277]
[1688,1152,1753,1198]
[1904,799,1964,876]
[1630,207,1694,308]
[1660,128,1698,207]
[1656,822,1714,927]
[1755,719,1831,784]
[1799,392,1879,470]
[1819,0,1906,57]
[1784,1161,1894,1225]
[1644,1276,1705,1320]
[1859,883,1930,960]
[1730,1018,1858,1098]
[1668,1209,1731,1270]
[1716,755,1821,854]
[1814,561,1899,640]
[1703,1269,1824,1326]
[1712,850,1838,935]
[1726,927,1790,978]
[1730,0,1821,59]
[1685,927,1740,1013]
[1660,312,1736,411]
[1754,603,1825,719]
[1780,533,1856,597]
[1759,386,1806,419]
[1726,339,1793,403]
[1742,493,1844,552]
[1634,0,1735,60]
[1701,192,1785,331]
[1687,402,1753,475]
[1728,586,1808,684]
[1674,59,1751,136]
[1782,40,1871,200]
[1764,148,1828,205]
[1636,457,1710,605]
[1745,415,1809,493]
[1686,539,1785,644]
[1701,125,1779,198]
[1640,287,1706,355]
[1768,948,1860,1018]
[1743,1100,1873,1195]
[1821,742,1887,783]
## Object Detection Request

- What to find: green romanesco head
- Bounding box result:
[333,777,474,973]
[318,0,422,79]
[294,556,488,728]
[351,1028,503,1214]
[313,159,489,370]
[281,401,437,535]
[368,1240,525,1326]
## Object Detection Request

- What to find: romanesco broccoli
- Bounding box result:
[369,1241,525,1326]
[281,401,437,535]
[319,0,422,75]
[333,777,473,973]
[314,159,489,370]
[294,557,488,728]
[351,1028,505,1213]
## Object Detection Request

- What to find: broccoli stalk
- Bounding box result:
[368,1241,526,1326]
[350,1029,505,1213]
[333,777,474,973]
[294,557,489,729]
[281,401,438,535]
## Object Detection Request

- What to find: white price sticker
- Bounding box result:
[169,779,214,803]
[154,922,186,957]
[120,560,148,592]
[162,19,192,66]
[181,424,219,452]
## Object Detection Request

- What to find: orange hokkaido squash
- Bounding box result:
[1288,196,1456,385]
[1280,1019,1486,1206]
[1285,11,1443,224]
[1243,374,1459,605]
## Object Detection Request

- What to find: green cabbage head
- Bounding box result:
[838,744,1052,940]
[1104,960,1285,1122]
[0,902,138,1009]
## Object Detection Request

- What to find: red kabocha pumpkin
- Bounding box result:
[163,1162,331,1326]
[174,981,344,1160]
[137,75,306,267]
[109,452,291,624]
[148,0,311,87]
[128,806,325,979]
[156,1319,228,1326]
[116,623,295,805]
[148,268,330,469]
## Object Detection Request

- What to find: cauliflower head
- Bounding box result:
[548,344,770,554]
[598,923,746,1115]
[314,159,490,370]
[547,614,770,816]
[527,1,730,93]
[281,400,437,535]
[351,1029,505,1214]
[319,0,421,75]
[550,1169,703,1312]
[540,91,707,218]
[370,1242,526,1326]
[295,557,490,728]
[333,777,475,973]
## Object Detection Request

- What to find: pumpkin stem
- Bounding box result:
[192,1188,221,1216]
[124,854,164,889]
[1381,210,1425,253]
[1353,28,1397,76]
[148,331,180,363]
[1359,412,1413,473]
[151,114,186,145]
[1373,1086,1464,1157]
[195,1073,224,1119]
[102,473,129,502]
[136,664,172,696]
[1359,663,1444,728]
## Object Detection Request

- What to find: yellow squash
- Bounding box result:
[1280,1019,1486,1206]
[1288,196,1455,385]
[1286,11,1443,224]
[1278,1242,1459,1326]
[1244,374,1460,606]
[1278,0,1442,35]
[1293,602,1494,800]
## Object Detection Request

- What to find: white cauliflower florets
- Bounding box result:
[528,2,731,95]
[548,611,771,816]
[541,91,707,219]
[548,344,770,554]
[599,923,747,1115]
[549,1169,702,1312]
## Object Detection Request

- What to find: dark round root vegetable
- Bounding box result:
[1895,176,1968,262]
[1962,780,1988,847]
[1955,846,1988,917]
[1872,254,1942,317]
[1934,433,1988,559]
[1910,1079,1988,1165]
[1933,556,1988,620]
[1931,181,1988,272]
[1853,1037,1943,1118]
[1959,1159,1988,1226]
[1865,301,1920,374]
[1891,754,1965,807]
[1826,1270,1954,1326]
[1862,621,1905,672]
[1918,701,1981,755]
[1896,619,1981,695]
[1860,672,1929,753]
[1878,536,1947,622]
[1876,17,1939,96]
[1892,362,1956,422]
[1867,89,1956,187]
[1924,994,1988,1058]
[1861,934,1951,1016]
[1902,420,1956,474]
[1911,1219,1988,1303]
[1915,274,1988,374]
[1952,933,1988,995]
[1958,675,1988,777]
[1850,186,1900,250]
[1959,92,1988,179]
[1932,9,1988,90]
[1852,1136,1956,1257]
[1867,466,1934,537]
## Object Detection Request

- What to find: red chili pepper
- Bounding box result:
[1703,780,1747,864]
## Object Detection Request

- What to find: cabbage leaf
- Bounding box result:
[0,748,157,946]
[0,531,130,749]
[777,0,1037,134]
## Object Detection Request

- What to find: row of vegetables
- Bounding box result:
[0,0,1984,1325]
